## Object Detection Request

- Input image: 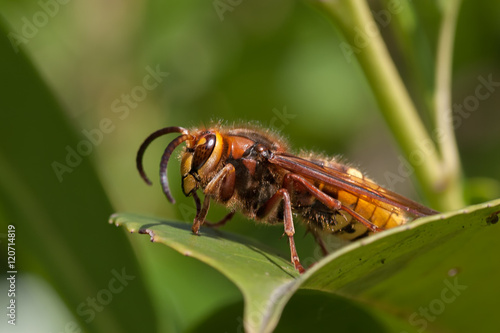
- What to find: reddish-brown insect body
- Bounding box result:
[136,124,438,273]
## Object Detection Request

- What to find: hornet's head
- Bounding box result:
[136,126,224,203]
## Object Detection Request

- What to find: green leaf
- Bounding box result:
[0,19,157,332]
[109,213,299,333]
[111,198,500,333]
[188,289,423,333]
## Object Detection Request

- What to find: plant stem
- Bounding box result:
[385,0,435,124]
[433,0,465,209]
[313,0,464,210]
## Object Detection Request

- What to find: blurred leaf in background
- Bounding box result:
[0,16,156,333]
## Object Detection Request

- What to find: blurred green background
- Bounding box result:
[0,0,499,332]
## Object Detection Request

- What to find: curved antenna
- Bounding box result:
[159,134,192,203]
[136,126,190,191]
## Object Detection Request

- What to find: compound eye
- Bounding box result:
[191,134,216,172]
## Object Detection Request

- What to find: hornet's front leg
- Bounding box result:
[191,192,210,235]
[191,164,236,234]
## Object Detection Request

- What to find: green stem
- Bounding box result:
[313,0,463,211]
[385,0,435,124]
[433,0,465,209]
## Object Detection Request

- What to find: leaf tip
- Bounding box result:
[108,213,120,226]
